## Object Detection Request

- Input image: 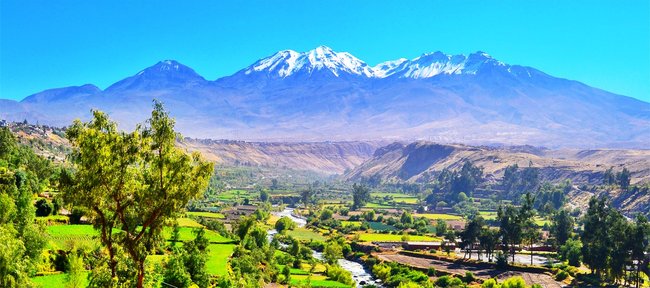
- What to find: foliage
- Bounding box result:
[275,216,297,234]
[60,102,213,287]
[325,264,354,286]
[352,183,370,210]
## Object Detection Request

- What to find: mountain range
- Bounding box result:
[2,46,649,148]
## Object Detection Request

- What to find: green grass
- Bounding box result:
[414,213,463,220]
[186,211,225,219]
[162,226,232,243]
[364,202,396,208]
[393,198,419,204]
[340,220,361,228]
[46,224,99,249]
[31,272,88,288]
[177,217,204,228]
[206,244,236,276]
[371,192,415,198]
[355,232,441,242]
[286,227,326,241]
[479,211,498,220]
[291,275,352,287]
[367,221,397,231]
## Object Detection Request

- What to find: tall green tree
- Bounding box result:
[581,197,610,278]
[351,183,370,210]
[61,102,213,288]
[550,209,574,247]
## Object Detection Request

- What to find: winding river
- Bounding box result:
[269,207,383,288]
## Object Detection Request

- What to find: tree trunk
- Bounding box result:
[530,243,533,265]
[137,260,145,288]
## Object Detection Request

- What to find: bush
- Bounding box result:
[501,276,526,288]
[495,252,508,268]
[435,275,464,287]
[326,264,354,286]
[481,278,498,288]
[463,271,476,283]
[35,198,52,216]
[427,267,436,276]
[555,270,569,281]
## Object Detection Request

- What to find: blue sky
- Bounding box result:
[1,0,649,102]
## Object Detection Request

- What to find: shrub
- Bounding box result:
[463,271,476,283]
[435,275,464,287]
[501,276,526,288]
[481,278,498,288]
[555,270,569,281]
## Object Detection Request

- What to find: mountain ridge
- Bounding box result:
[1,46,649,148]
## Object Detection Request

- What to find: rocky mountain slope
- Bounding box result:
[345,141,650,185]
[178,138,381,175]
[2,46,649,148]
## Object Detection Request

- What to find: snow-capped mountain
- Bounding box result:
[374,51,509,78]
[242,46,374,78]
[1,46,649,148]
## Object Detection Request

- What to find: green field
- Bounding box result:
[286,227,327,241]
[367,221,398,231]
[291,275,351,288]
[207,244,236,276]
[355,232,441,242]
[414,213,463,220]
[163,226,232,243]
[46,225,99,249]
[31,272,88,288]
[478,211,498,220]
[186,211,226,219]
[371,192,416,198]
[216,189,256,202]
[177,217,204,228]
[340,220,361,228]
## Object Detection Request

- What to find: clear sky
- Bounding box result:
[1,0,649,102]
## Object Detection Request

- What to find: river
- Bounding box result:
[270,207,383,288]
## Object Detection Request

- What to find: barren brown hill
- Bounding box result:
[345,141,650,185]
[179,138,382,175]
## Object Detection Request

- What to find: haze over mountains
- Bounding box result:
[2,46,649,148]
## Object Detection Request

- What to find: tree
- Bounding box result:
[558,239,582,267]
[61,102,213,288]
[460,216,484,259]
[581,197,610,278]
[630,215,649,288]
[275,216,296,234]
[300,188,313,207]
[65,251,85,288]
[400,211,413,225]
[617,168,631,190]
[259,189,269,202]
[435,219,448,236]
[479,228,499,262]
[323,241,343,264]
[281,265,291,284]
[498,205,522,263]
[550,209,574,247]
[34,198,52,216]
[320,209,333,221]
[351,183,370,210]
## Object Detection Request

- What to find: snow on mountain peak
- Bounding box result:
[243,47,514,79]
[244,46,373,78]
[373,51,509,78]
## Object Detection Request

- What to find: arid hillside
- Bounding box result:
[179,138,382,175]
[345,141,650,185]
